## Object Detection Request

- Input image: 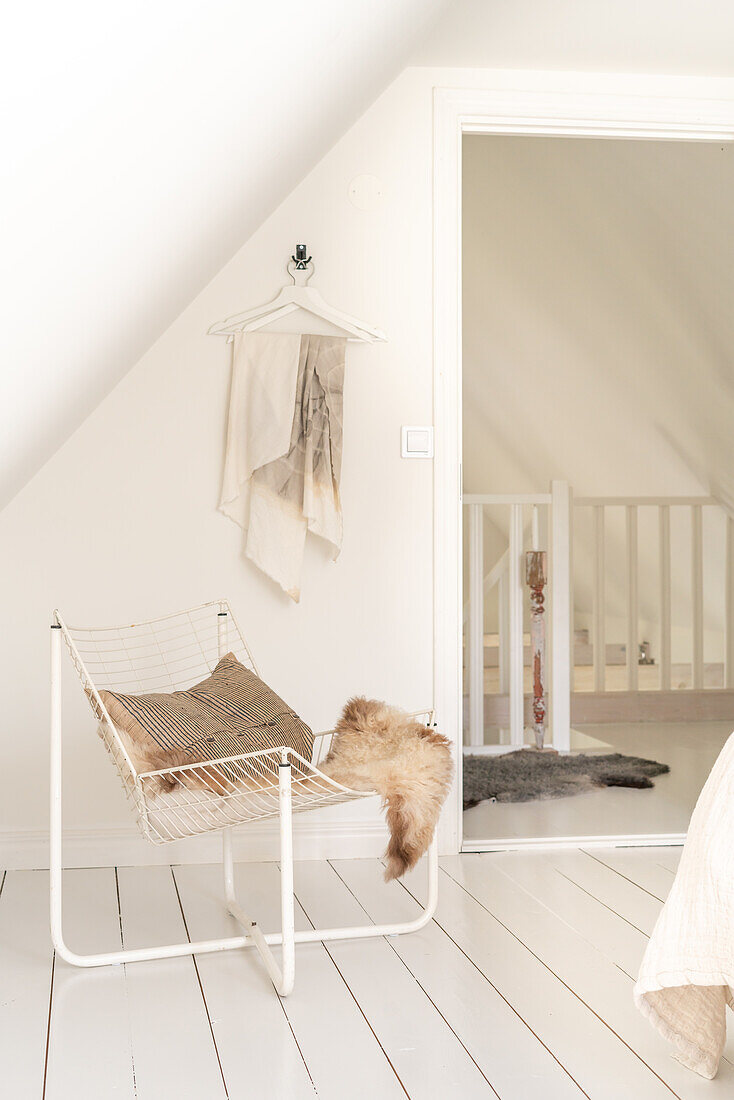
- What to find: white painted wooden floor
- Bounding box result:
[3,846,733,1098]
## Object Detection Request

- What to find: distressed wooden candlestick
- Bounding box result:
[526,550,547,750]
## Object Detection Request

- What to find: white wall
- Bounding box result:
[462,134,734,663]
[1,66,447,865]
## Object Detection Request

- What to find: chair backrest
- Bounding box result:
[55,599,257,718]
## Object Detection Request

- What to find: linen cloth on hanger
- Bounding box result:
[219,331,345,601]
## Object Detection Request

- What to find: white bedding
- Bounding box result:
[634,730,734,1079]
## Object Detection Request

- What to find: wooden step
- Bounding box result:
[474,688,734,725]
[464,641,629,668]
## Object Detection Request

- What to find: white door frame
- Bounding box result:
[433,77,734,855]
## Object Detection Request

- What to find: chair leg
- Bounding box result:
[49,624,66,960]
[223,820,440,953]
[222,827,236,905]
[223,760,296,996]
[278,761,295,995]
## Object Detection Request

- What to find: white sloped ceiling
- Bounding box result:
[0,0,448,508]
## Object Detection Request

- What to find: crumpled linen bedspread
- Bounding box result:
[634,730,734,1079]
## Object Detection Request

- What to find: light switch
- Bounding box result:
[401,425,434,458]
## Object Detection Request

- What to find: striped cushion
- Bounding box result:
[99,652,313,768]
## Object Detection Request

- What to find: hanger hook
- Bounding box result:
[287,244,314,286]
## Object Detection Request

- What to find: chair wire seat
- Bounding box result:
[50,597,439,992]
[55,599,376,844]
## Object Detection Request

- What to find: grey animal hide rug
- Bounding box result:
[463,750,670,809]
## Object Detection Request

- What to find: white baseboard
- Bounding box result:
[461,832,686,853]
[0,818,391,871]
[462,744,521,755]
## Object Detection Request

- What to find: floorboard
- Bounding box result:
[442,854,734,1097]
[0,870,55,1099]
[5,848,731,1099]
[293,859,496,1098]
[173,861,317,1100]
[546,849,734,1070]
[117,865,227,1100]
[490,850,647,978]
[654,848,683,873]
[174,859,406,1100]
[44,868,135,1100]
[586,848,677,902]
[331,856,584,1099]
[400,856,669,1100]
[546,850,663,934]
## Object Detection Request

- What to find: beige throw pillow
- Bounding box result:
[99,652,313,790]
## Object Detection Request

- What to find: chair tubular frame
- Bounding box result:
[50,606,439,997]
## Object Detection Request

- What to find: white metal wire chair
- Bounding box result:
[50,599,438,995]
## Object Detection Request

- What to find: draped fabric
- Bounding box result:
[220,332,345,601]
[635,731,734,1078]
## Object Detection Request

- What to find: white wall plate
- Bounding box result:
[401,425,434,458]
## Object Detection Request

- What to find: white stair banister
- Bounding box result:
[498,570,509,695]
[659,505,672,690]
[468,503,484,746]
[593,505,606,693]
[509,503,524,747]
[550,480,571,753]
[463,489,567,751]
[691,504,704,690]
[726,516,734,689]
[626,505,639,691]
[498,568,510,743]
[461,547,509,625]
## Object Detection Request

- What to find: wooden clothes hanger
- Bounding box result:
[208,245,386,343]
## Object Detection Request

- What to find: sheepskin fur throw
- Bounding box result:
[321,698,453,881]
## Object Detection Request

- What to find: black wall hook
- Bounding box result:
[291,244,312,270]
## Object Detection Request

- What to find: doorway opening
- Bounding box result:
[458,131,734,849]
